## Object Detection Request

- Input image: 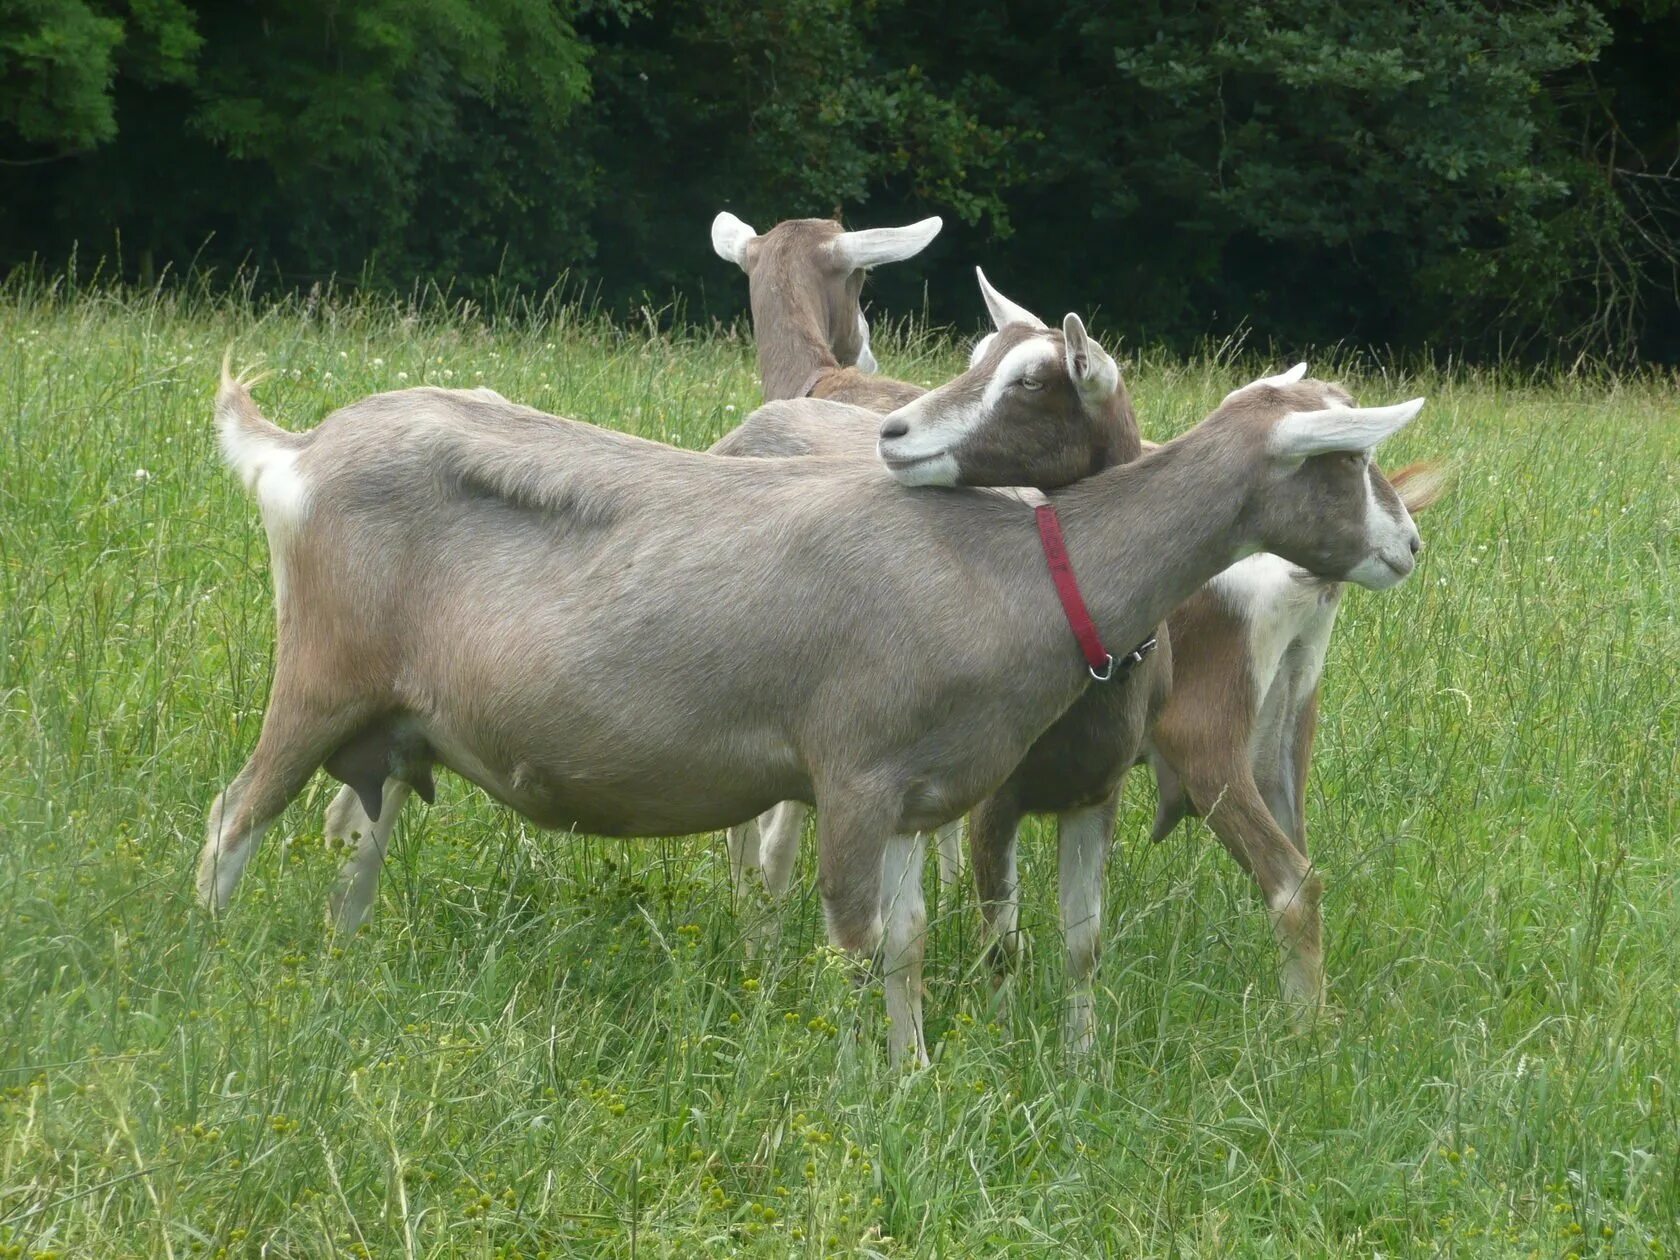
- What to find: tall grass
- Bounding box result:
[1,281,1676,1258]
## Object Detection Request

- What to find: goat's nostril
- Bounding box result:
[880,419,909,441]
[1409,535,1423,556]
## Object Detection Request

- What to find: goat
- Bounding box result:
[710,210,963,897]
[200,336,1423,1063]
[737,275,1439,1037]
[316,213,948,897]
[710,211,940,406]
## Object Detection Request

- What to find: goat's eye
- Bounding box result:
[1018,377,1043,391]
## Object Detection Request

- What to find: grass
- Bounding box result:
[0,277,1676,1259]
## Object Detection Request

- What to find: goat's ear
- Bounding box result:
[1268,398,1425,460]
[1388,461,1450,514]
[711,212,759,269]
[827,216,942,271]
[1062,313,1120,404]
[976,266,1047,331]
[1225,362,1307,402]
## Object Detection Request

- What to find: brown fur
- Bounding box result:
[719,216,931,405]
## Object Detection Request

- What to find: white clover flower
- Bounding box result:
[372,357,385,367]
[134,468,151,482]
[397,371,409,381]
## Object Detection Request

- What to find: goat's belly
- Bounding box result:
[421,725,804,838]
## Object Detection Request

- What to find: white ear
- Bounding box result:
[1268,398,1425,460]
[967,331,998,368]
[827,216,943,270]
[1223,362,1308,404]
[975,267,1047,331]
[711,212,759,268]
[1062,313,1119,404]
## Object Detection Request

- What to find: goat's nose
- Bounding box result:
[880,418,909,441]
[1409,534,1423,556]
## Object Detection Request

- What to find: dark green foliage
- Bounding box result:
[1,0,1676,359]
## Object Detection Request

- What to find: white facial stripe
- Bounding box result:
[886,451,961,486]
[878,335,1059,465]
[1347,465,1421,589]
[982,338,1059,411]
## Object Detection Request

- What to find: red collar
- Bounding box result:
[1034,502,1158,682]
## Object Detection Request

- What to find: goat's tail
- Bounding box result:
[216,350,311,522]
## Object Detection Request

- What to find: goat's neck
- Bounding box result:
[753,291,841,400]
[1052,426,1254,649]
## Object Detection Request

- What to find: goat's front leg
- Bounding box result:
[324,779,413,932]
[879,830,930,1067]
[1286,691,1319,854]
[814,795,921,1065]
[1058,789,1121,1056]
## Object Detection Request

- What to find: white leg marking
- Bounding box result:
[197,785,271,911]
[758,800,809,901]
[325,779,413,933]
[725,815,761,904]
[1058,804,1111,1055]
[880,830,929,1067]
[1267,873,1324,1018]
[933,817,965,888]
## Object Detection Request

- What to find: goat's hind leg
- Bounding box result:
[199,694,362,913]
[725,815,762,904]
[324,779,413,933]
[933,817,965,888]
[1174,753,1325,1024]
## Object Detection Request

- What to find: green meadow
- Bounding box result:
[1,281,1676,1258]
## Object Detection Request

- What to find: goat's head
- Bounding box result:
[876,272,1137,488]
[1217,371,1427,590]
[712,212,942,374]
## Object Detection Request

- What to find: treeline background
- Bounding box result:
[4,0,1678,362]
